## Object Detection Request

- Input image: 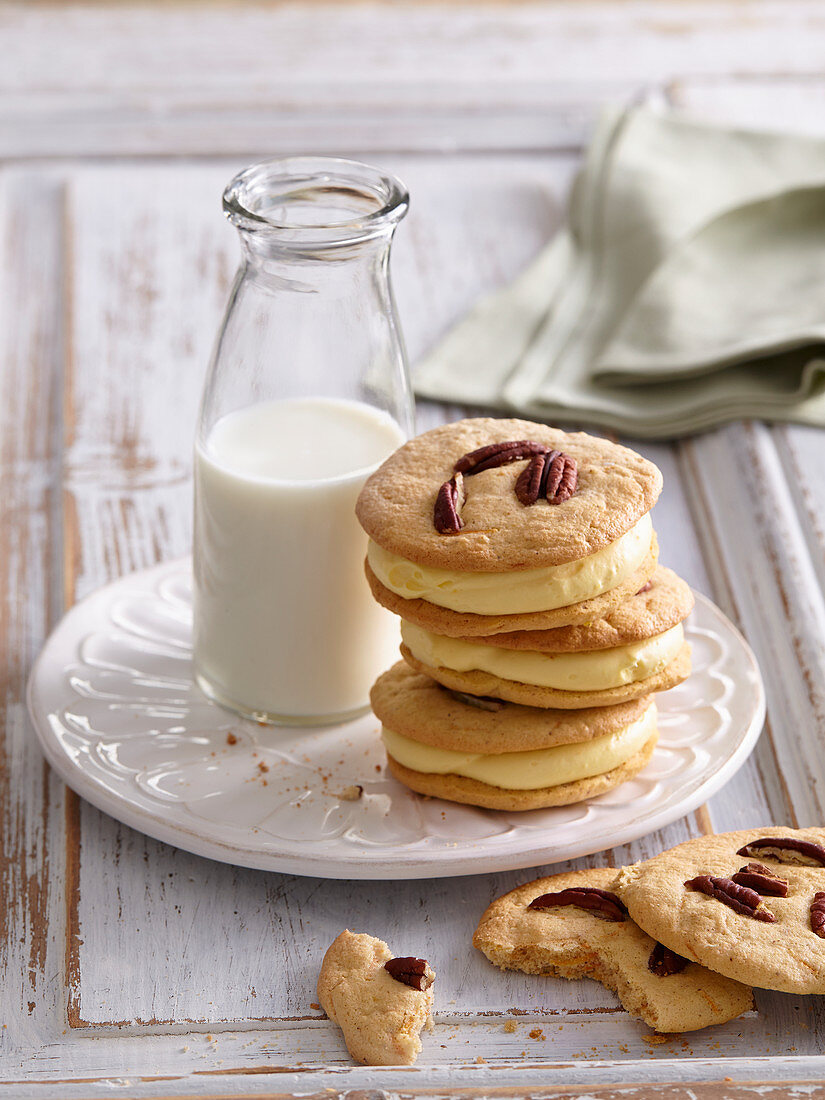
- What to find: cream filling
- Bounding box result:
[382,703,657,790]
[401,621,684,693]
[368,513,653,614]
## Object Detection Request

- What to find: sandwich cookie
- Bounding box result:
[370,663,658,811]
[357,418,662,636]
[317,930,435,1065]
[473,868,753,1033]
[615,827,825,995]
[398,565,693,709]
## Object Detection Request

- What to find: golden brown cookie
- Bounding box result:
[399,640,691,711]
[386,737,657,811]
[372,663,658,811]
[317,930,435,1065]
[356,418,662,571]
[371,662,652,752]
[365,537,658,637]
[467,565,693,653]
[473,868,753,1032]
[615,827,825,994]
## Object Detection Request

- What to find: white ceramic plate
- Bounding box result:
[28,558,764,879]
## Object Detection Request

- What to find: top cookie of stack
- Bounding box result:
[358,417,662,636]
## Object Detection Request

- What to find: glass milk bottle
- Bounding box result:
[193,157,414,725]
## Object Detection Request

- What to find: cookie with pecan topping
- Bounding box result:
[357,418,661,634]
[474,867,752,1032]
[317,930,435,1065]
[371,662,658,810]
[615,827,825,993]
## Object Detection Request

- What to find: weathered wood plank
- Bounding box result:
[0,167,71,1053]
[5,2,825,156]
[7,1015,825,1095]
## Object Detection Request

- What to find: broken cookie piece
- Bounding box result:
[474,867,752,1033]
[317,930,435,1065]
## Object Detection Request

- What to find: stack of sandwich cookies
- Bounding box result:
[371,664,658,811]
[356,417,694,809]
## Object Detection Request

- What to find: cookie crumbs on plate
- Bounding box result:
[226,732,237,745]
[529,1028,544,1039]
[643,1033,669,1045]
[503,1020,517,1033]
[333,785,363,801]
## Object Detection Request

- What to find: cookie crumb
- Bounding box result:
[333,785,363,801]
[258,761,269,773]
[475,1055,487,1063]
[226,732,237,745]
[317,930,435,1065]
[503,1020,517,1033]
[643,1033,669,1045]
[529,1028,545,1040]
[310,1002,321,1011]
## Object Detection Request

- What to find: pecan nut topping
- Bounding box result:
[436,439,580,531]
[514,449,579,506]
[454,440,547,475]
[543,450,578,505]
[528,887,627,922]
[445,688,505,712]
[732,863,789,897]
[736,836,825,867]
[514,452,547,506]
[685,875,776,922]
[384,956,435,991]
[433,472,466,534]
[648,941,689,977]
[811,892,825,938]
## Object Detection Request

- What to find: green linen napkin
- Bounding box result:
[413,106,825,437]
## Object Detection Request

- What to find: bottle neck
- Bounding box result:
[236,226,396,300]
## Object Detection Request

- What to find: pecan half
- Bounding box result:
[736,837,825,867]
[384,956,435,991]
[732,863,789,897]
[445,688,505,712]
[543,450,578,505]
[454,440,547,475]
[514,452,547,506]
[433,472,466,534]
[528,887,627,922]
[811,893,825,938]
[648,942,689,977]
[685,875,776,922]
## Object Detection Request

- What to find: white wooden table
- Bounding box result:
[5,3,825,1096]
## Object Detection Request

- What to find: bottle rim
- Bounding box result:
[222,156,409,245]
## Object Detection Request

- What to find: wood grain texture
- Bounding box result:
[0,168,72,1063]
[4,2,825,156]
